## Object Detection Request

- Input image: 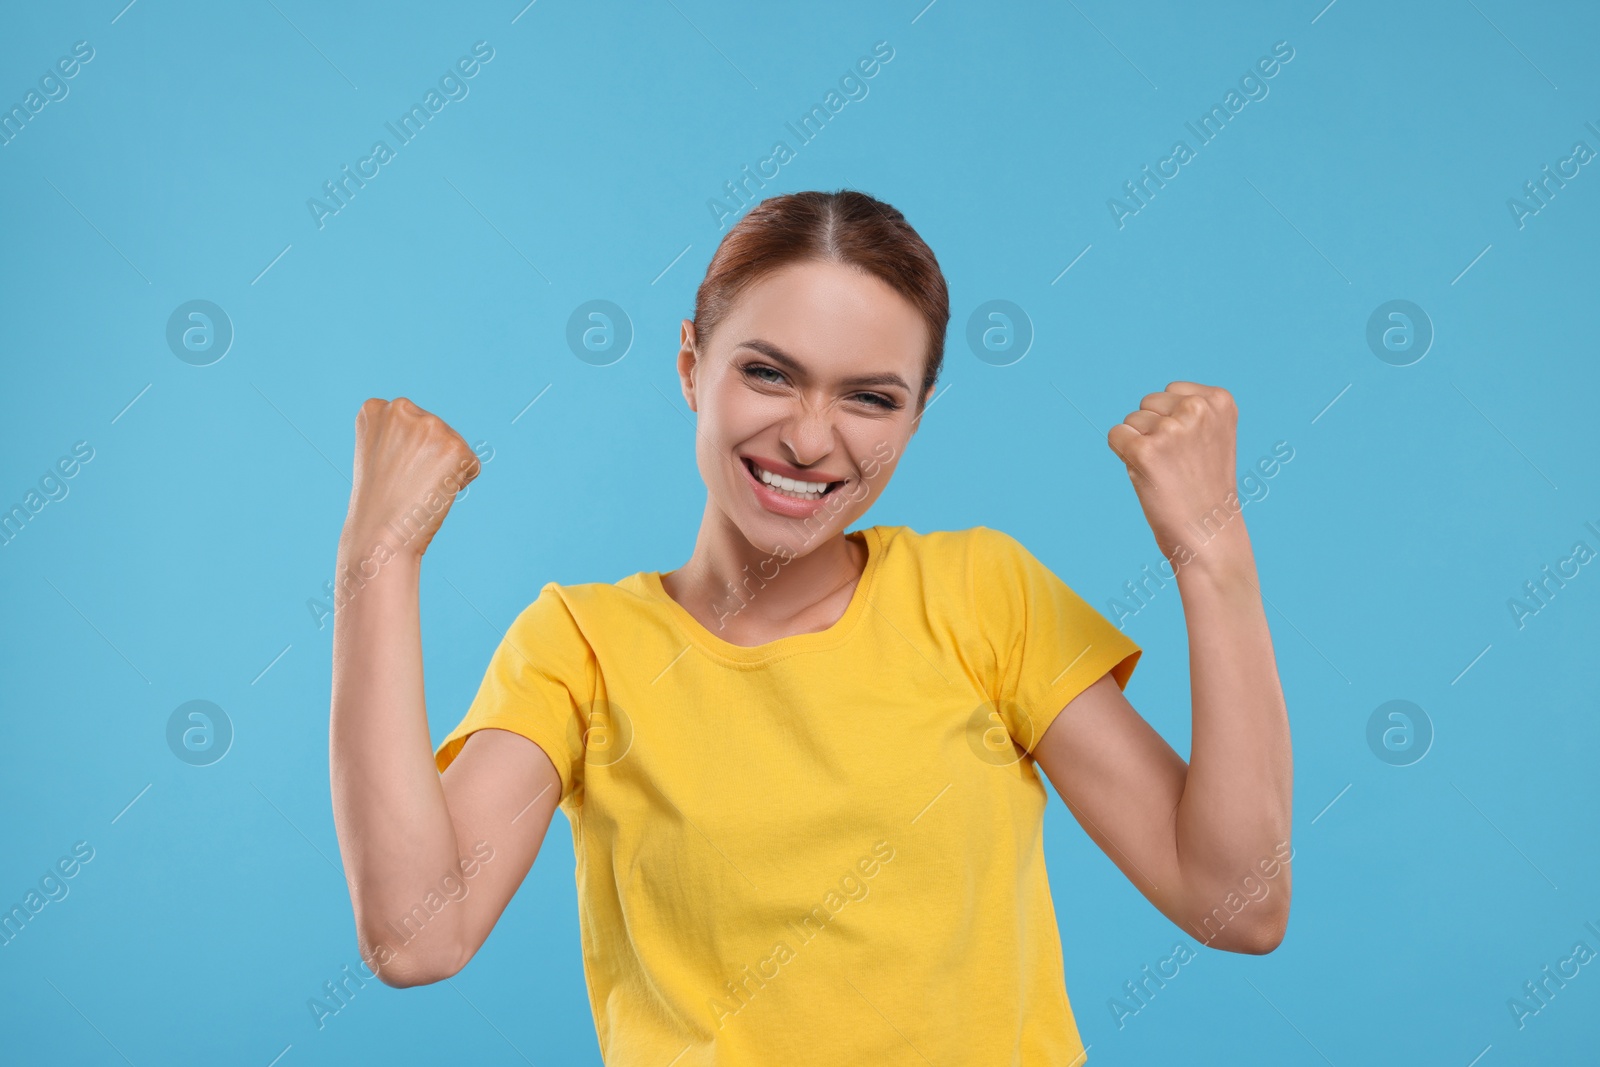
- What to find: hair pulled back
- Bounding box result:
[692,190,949,411]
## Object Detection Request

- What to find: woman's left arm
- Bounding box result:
[1031,381,1293,954]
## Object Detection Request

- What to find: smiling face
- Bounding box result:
[678,257,935,556]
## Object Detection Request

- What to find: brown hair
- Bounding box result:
[692,190,949,413]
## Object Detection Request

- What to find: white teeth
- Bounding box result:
[752,461,829,496]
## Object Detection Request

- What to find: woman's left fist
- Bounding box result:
[1106,381,1242,565]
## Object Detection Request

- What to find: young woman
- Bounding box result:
[329,190,1292,1065]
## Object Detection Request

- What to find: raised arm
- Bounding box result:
[328,397,564,987]
[1032,382,1293,953]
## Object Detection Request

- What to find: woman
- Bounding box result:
[329,190,1292,1065]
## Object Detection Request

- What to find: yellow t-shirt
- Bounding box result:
[434,524,1141,1065]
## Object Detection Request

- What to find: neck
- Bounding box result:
[664,501,867,638]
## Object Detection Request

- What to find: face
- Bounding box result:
[677,258,935,557]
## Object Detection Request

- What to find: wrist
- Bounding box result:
[1172,526,1257,588]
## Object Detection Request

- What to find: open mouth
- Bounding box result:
[741,456,845,502]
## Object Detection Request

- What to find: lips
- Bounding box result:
[738,456,846,516]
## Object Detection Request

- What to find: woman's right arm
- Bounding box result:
[329,397,565,988]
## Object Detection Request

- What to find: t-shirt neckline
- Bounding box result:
[640,526,886,665]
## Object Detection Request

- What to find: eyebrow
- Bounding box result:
[734,338,912,392]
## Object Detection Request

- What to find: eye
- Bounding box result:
[743,363,785,385]
[853,392,900,411]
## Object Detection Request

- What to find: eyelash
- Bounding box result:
[742,363,901,411]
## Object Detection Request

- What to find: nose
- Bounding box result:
[778,393,837,468]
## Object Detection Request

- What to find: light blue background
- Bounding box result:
[3,1,1597,1064]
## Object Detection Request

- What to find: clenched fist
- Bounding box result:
[342,397,481,561]
[1106,382,1245,572]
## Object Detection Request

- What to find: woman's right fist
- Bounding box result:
[342,397,481,559]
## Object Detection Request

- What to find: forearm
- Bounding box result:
[328,531,464,981]
[1170,521,1292,945]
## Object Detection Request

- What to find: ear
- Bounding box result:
[911,381,937,433]
[677,320,700,413]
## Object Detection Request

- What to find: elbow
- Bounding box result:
[358,933,465,989]
[1221,904,1290,955]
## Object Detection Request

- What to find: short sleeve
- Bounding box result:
[967,527,1142,755]
[433,582,595,804]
